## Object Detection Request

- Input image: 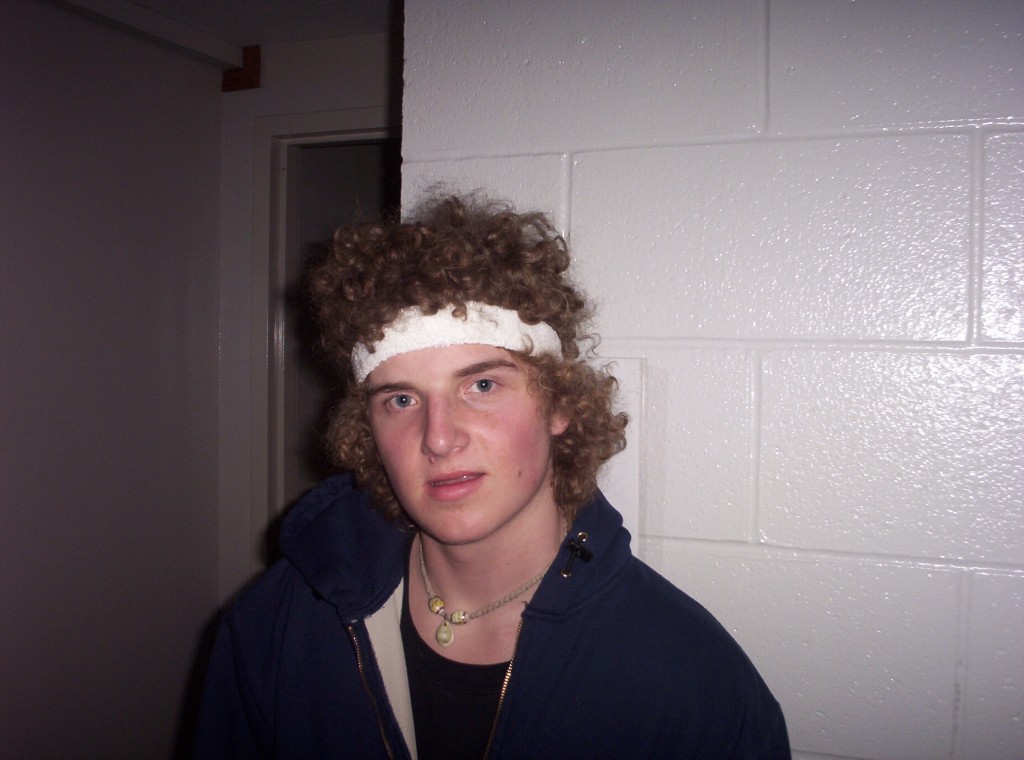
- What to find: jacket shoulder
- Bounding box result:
[511,556,790,757]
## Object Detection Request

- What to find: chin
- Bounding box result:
[414,512,499,547]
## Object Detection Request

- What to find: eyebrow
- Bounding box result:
[366,358,521,397]
[454,358,520,378]
[366,381,415,397]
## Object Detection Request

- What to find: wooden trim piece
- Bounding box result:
[222,46,261,92]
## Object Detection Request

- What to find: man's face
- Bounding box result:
[366,343,568,548]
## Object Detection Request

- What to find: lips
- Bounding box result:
[425,471,484,501]
[428,472,482,487]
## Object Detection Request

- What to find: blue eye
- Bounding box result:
[473,379,495,393]
[390,394,414,408]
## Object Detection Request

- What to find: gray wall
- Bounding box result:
[1,2,221,756]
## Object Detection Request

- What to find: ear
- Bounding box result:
[549,409,569,436]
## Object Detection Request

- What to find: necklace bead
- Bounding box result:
[435,619,454,647]
[418,535,547,647]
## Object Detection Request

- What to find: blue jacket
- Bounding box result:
[196,474,790,758]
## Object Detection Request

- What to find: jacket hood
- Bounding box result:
[279,474,412,621]
[278,474,633,622]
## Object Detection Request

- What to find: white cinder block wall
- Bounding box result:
[401,1,1024,758]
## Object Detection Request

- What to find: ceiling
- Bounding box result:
[123,0,397,47]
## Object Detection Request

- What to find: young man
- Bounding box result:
[196,195,790,758]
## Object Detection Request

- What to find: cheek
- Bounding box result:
[370,423,408,474]
[373,433,419,501]
[501,418,554,479]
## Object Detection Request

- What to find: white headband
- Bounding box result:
[352,302,562,382]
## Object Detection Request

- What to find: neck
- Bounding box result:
[417,506,564,611]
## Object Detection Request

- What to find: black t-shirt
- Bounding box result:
[400,584,509,760]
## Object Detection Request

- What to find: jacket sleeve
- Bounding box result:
[193,609,269,760]
[730,667,792,760]
[753,700,791,759]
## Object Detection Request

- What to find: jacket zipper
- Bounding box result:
[482,617,525,760]
[347,623,397,760]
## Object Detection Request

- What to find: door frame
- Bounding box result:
[246,107,395,576]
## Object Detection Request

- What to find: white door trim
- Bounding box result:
[242,107,394,579]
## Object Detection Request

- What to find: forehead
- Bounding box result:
[366,343,524,385]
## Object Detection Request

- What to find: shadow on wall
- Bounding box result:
[172,612,220,759]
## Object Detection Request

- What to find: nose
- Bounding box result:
[421,396,468,458]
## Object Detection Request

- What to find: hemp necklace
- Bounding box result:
[418,536,547,647]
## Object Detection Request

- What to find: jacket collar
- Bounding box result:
[279,474,412,621]
[524,488,633,618]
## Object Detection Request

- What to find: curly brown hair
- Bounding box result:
[309,193,627,524]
